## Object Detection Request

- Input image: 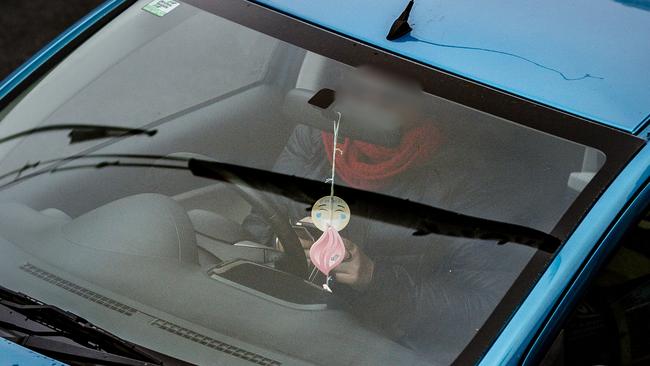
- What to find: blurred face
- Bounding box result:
[338,67,422,126]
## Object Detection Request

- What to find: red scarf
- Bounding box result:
[322,123,440,190]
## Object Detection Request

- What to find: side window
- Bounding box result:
[542,207,650,366]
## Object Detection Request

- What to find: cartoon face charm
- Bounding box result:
[310,196,350,231]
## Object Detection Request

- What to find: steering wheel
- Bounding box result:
[214,168,309,279]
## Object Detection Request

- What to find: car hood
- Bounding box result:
[255,0,650,133]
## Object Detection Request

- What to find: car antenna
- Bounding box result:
[386,0,414,41]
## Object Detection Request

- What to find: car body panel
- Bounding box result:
[0,1,648,365]
[254,0,650,133]
[0,338,66,366]
[522,170,650,365]
[480,143,650,365]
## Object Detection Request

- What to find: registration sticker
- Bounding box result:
[143,0,180,17]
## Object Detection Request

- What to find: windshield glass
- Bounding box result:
[0,1,606,365]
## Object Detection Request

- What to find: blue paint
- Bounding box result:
[0,339,66,366]
[0,0,648,364]
[479,144,650,365]
[0,1,126,364]
[254,0,650,133]
[638,114,650,139]
[522,177,650,365]
[0,0,128,104]
[394,35,603,82]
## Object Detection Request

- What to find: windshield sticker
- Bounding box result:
[142,0,179,17]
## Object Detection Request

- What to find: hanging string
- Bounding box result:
[308,111,345,289]
[326,112,342,224]
[326,111,342,196]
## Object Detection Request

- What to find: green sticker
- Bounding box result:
[143,0,180,17]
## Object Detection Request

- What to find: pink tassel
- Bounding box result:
[309,226,346,276]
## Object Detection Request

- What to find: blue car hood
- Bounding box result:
[256,0,650,133]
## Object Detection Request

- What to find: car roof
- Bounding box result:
[255,0,650,133]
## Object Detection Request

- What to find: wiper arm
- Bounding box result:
[0,153,187,182]
[0,124,157,145]
[0,154,188,189]
[0,286,163,365]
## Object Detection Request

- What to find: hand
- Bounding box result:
[299,237,314,265]
[332,239,375,291]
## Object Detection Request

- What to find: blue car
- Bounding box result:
[0,0,648,365]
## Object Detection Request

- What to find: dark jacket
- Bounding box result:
[244,124,538,363]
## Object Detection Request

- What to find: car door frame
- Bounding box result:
[522,170,650,365]
[479,143,650,366]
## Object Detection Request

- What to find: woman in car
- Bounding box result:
[244,67,532,360]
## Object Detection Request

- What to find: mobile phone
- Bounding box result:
[292,225,315,243]
[293,217,322,241]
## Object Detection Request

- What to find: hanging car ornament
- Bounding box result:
[309,112,350,292]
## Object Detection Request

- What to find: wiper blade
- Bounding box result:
[0,153,188,182]
[0,154,560,250]
[0,124,157,145]
[0,154,188,189]
[188,159,561,251]
[0,286,162,365]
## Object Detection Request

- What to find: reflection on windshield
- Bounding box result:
[0,2,604,365]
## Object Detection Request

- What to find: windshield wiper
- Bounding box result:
[0,285,166,365]
[0,153,188,182]
[0,154,561,251]
[188,159,561,251]
[0,124,157,145]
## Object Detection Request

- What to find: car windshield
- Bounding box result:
[0,1,607,365]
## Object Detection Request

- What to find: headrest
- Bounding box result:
[62,193,198,264]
